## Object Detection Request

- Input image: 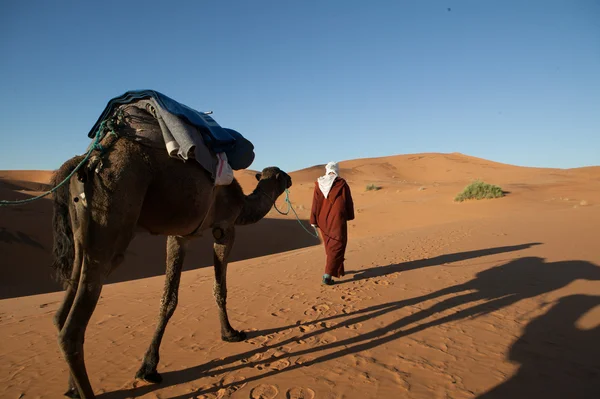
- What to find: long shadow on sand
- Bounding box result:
[343,243,542,284]
[478,293,600,399]
[98,250,600,398]
[0,218,320,299]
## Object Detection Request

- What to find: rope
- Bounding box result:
[0,122,107,206]
[271,189,291,215]
[273,189,319,239]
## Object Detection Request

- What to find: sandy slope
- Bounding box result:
[1,153,599,399]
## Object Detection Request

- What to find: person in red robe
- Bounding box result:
[310,161,355,285]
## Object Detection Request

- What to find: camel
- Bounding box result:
[50,109,292,398]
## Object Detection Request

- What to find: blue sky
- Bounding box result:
[1,1,598,172]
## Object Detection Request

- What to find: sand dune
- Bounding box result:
[1,153,599,398]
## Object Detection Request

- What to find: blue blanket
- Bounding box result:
[88,90,236,153]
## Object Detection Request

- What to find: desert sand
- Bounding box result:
[1,152,599,398]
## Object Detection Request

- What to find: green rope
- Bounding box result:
[273,189,319,239]
[0,122,107,206]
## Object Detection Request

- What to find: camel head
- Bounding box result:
[255,166,292,195]
[236,167,293,226]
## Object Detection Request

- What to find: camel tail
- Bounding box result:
[51,155,84,284]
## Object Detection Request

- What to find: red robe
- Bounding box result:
[310,177,355,278]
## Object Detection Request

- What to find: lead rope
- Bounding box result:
[271,189,319,239]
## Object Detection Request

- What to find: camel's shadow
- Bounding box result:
[0,217,319,299]
[99,246,600,399]
[478,293,600,398]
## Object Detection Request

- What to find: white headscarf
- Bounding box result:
[317,161,339,198]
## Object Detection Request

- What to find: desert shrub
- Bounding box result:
[455,180,504,202]
[365,184,382,191]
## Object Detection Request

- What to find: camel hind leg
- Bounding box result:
[54,239,84,398]
[57,255,106,399]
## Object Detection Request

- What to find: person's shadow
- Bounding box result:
[100,255,600,399]
[478,293,600,398]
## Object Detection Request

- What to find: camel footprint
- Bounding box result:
[286,387,315,399]
[250,384,279,399]
[269,358,291,370]
[220,373,247,394]
[304,304,328,316]
[294,355,315,366]
[298,324,317,333]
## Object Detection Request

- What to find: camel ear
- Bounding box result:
[255,173,262,181]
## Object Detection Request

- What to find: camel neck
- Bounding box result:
[236,182,280,225]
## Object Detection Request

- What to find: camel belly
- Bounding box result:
[137,149,216,235]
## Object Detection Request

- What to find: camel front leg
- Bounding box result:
[136,235,188,383]
[213,226,246,342]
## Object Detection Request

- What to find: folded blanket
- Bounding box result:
[88,89,236,154]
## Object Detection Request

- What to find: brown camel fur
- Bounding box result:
[50,135,292,398]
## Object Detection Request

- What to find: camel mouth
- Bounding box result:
[286,177,292,189]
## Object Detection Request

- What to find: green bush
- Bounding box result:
[455,180,504,202]
[365,184,382,191]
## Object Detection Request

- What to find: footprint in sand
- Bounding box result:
[247,335,270,346]
[340,294,358,302]
[269,358,291,370]
[342,306,356,315]
[39,300,59,309]
[286,387,315,399]
[250,384,279,399]
[317,333,337,344]
[303,304,329,317]
[304,303,338,318]
[272,350,287,357]
[373,280,390,286]
[279,345,295,353]
[312,304,330,313]
[271,308,291,317]
[218,375,247,397]
[242,353,263,363]
[299,324,317,333]
[345,323,363,330]
[221,373,246,387]
[294,355,315,366]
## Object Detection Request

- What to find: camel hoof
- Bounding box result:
[64,387,81,398]
[222,330,247,342]
[135,369,163,384]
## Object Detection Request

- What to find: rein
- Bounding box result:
[259,188,319,239]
